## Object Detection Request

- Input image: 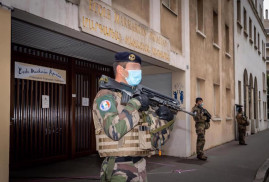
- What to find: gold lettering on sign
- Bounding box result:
[149,32,168,47]
[80,0,171,62]
[83,16,121,41]
[89,0,111,20]
[152,47,169,61]
[114,12,146,37]
[125,36,150,54]
[83,16,97,31]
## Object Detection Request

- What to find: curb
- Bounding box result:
[254,158,269,182]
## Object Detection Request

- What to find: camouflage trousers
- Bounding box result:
[195,123,206,156]
[238,128,246,144]
[100,157,147,182]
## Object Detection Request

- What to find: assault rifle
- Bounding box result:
[99,75,196,117]
[198,105,211,122]
[242,113,249,126]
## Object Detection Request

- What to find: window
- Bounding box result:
[254,26,257,46]
[249,18,252,39]
[225,24,229,53]
[263,43,266,58]
[213,11,218,44]
[243,8,247,31]
[258,33,260,51]
[226,88,231,117]
[197,0,204,32]
[260,5,263,20]
[263,72,266,91]
[259,91,261,119]
[237,0,241,23]
[264,102,267,120]
[162,0,178,15]
[238,81,242,105]
[214,84,220,117]
[262,41,264,57]
[196,78,205,98]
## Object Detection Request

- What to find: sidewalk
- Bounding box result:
[10,129,269,182]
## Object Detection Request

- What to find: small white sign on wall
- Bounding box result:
[82,97,89,107]
[42,95,50,109]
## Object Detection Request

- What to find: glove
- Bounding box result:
[156,106,174,121]
[134,94,150,111]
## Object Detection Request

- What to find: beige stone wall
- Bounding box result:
[189,0,235,155]
[160,0,182,53]
[264,20,269,28]
[112,0,149,26]
[0,7,11,182]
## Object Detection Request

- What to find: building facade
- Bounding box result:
[0,0,192,180]
[189,0,235,155]
[1,1,268,181]
[234,0,268,136]
[264,10,269,121]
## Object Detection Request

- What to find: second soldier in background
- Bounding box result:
[192,97,210,161]
[236,107,249,145]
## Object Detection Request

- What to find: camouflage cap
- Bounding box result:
[115,52,141,65]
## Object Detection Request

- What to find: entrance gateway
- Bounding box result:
[9,9,175,167]
[10,44,113,167]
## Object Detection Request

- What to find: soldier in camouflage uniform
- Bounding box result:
[192,97,210,161]
[92,52,175,182]
[236,107,249,145]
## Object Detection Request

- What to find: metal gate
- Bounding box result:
[11,79,68,163]
[10,44,113,167]
[73,59,112,155]
[75,72,92,153]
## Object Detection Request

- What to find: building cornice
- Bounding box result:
[248,0,266,36]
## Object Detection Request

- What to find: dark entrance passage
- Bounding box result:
[10,44,113,167]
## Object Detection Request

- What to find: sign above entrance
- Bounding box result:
[79,0,171,63]
[15,62,66,84]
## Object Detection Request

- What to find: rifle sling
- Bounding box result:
[150,119,175,134]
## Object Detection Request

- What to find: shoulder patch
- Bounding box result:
[96,94,117,118]
[100,100,111,111]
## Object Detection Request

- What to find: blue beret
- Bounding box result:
[115,52,141,64]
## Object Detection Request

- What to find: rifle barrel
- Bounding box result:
[179,109,196,117]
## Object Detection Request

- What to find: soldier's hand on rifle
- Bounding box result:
[156,106,174,121]
[134,94,150,111]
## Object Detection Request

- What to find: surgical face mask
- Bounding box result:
[125,70,142,86]
[200,103,204,107]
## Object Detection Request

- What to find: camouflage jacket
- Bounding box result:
[92,89,173,149]
[192,105,207,123]
[236,113,249,129]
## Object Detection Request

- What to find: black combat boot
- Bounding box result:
[197,154,207,161]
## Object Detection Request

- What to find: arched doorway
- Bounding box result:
[249,74,255,133]
[243,70,248,117]
[249,74,253,120]
[254,77,258,129]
